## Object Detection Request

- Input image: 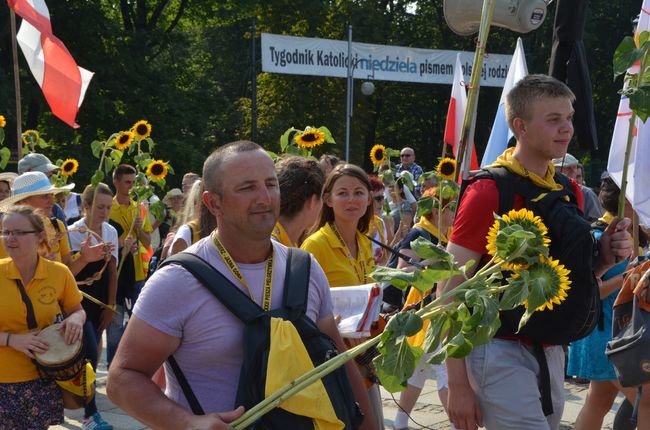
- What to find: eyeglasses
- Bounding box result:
[373,196,385,202]
[400,154,413,158]
[0,230,38,238]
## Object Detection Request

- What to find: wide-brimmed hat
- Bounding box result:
[163,188,183,205]
[17,153,59,174]
[0,172,18,185]
[0,171,74,211]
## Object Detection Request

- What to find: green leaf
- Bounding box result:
[280,128,296,151]
[267,150,278,160]
[0,128,5,145]
[417,263,462,289]
[386,148,401,158]
[37,138,49,148]
[0,147,10,169]
[400,171,415,191]
[369,266,416,290]
[380,169,395,184]
[90,169,104,187]
[385,312,424,338]
[416,196,434,218]
[613,36,644,79]
[104,157,114,174]
[423,312,450,353]
[446,332,473,358]
[500,273,529,310]
[317,126,336,144]
[149,200,166,221]
[629,83,650,122]
[410,237,452,262]
[375,336,423,392]
[91,140,103,158]
[460,259,476,277]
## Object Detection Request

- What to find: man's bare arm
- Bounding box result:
[107,315,243,429]
[442,242,484,430]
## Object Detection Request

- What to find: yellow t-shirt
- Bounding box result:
[271,222,296,248]
[0,257,82,383]
[110,198,153,282]
[301,223,375,288]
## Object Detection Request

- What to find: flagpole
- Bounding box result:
[10,9,23,159]
[455,0,495,181]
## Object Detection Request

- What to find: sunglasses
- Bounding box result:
[373,196,385,202]
[400,153,413,158]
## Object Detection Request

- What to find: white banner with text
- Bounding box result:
[262,33,513,87]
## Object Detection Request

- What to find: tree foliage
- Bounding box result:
[0,0,642,187]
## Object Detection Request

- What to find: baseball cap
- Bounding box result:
[17,153,59,174]
[552,153,579,168]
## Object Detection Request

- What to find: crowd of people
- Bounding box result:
[0,74,648,430]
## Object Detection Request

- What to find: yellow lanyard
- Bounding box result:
[330,223,366,284]
[211,232,274,311]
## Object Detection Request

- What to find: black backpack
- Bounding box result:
[159,249,363,430]
[460,167,600,345]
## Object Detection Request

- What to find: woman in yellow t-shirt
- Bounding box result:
[0,205,85,429]
[301,163,384,428]
[301,163,375,287]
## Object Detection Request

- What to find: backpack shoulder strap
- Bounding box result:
[49,217,61,233]
[282,248,312,321]
[159,253,263,323]
[458,166,515,215]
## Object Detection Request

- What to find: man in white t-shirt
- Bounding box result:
[107,141,377,429]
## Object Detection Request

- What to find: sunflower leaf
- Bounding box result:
[370,266,416,290]
[317,126,336,144]
[91,140,103,158]
[90,169,104,187]
[446,331,473,358]
[375,334,422,393]
[416,196,434,218]
[410,237,452,262]
[385,312,424,338]
[104,157,114,174]
[423,312,450,353]
[166,164,175,175]
[500,274,529,310]
[280,128,295,151]
[0,147,10,170]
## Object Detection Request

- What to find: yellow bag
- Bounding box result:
[56,362,96,409]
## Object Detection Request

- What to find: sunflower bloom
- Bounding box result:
[522,256,571,312]
[115,131,135,150]
[437,158,457,181]
[61,159,79,176]
[486,208,551,268]
[22,129,40,145]
[133,120,152,140]
[146,160,168,180]
[294,128,325,149]
[370,144,387,166]
[0,116,6,128]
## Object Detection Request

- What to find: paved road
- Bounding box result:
[54,364,621,430]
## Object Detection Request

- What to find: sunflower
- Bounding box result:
[0,115,5,128]
[486,208,551,268]
[294,128,325,149]
[522,256,571,312]
[22,129,40,145]
[115,131,135,150]
[370,144,387,166]
[132,120,152,140]
[146,160,168,180]
[437,158,457,181]
[60,158,79,176]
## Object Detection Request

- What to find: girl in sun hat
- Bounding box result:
[0,172,108,275]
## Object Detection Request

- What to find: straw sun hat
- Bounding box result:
[0,171,74,211]
[0,172,18,185]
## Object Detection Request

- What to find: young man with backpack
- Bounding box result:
[443,75,633,430]
[107,141,376,430]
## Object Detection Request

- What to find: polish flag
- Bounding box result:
[481,38,528,167]
[607,0,650,225]
[9,0,93,128]
[444,54,478,170]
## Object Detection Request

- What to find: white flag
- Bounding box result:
[606,0,650,225]
[481,38,528,167]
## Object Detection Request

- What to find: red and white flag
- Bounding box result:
[606,0,650,225]
[444,54,478,170]
[9,0,93,128]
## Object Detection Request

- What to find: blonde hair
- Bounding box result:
[505,74,575,134]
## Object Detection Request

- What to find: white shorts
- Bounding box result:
[407,351,449,390]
